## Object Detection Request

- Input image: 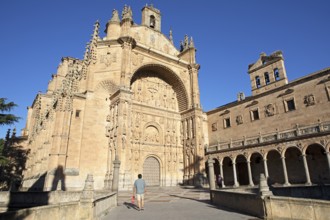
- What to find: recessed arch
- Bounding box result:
[285,147,305,184]
[143,121,163,144]
[222,156,234,186]
[267,150,284,185]
[306,143,329,184]
[250,152,264,185]
[236,155,249,186]
[131,64,189,112]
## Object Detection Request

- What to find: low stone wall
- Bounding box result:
[271,185,330,200]
[264,196,330,220]
[94,192,117,219]
[210,190,265,218]
[211,189,330,220]
[0,202,80,220]
[0,191,117,220]
[0,191,81,210]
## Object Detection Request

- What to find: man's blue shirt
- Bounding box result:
[134,179,146,194]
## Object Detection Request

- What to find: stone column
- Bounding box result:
[247,160,254,187]
[79,174,95,220]
[207,158,215,190]
[259,173,273,197]
[281,156,290,186]
[220,162,225,188]
[263,158,269,178]
[232,162,239,187]
[112,155,121,192]
[302,154,312,185]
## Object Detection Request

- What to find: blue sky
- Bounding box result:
[0,0,329,138]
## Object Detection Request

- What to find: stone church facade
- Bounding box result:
[22,5,207,191]
[21,5,330,192]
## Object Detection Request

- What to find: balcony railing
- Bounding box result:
[206,121,330,153]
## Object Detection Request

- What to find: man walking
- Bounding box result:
[133,174,146,211]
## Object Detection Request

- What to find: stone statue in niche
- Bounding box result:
[211,122,217,131]
[100,50,112,68]
[265,104,275,116]
[304,94,315,106]
[236,115,243,125]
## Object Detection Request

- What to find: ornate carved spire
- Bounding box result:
[184,34,189,49]
[169,29,173,44]
[122,5,133,20]
[189,37,194,48]
[82,21,100,79]
[110,9,120,23]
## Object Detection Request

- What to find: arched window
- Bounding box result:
[150,15,155,28]
[264,72,270,85]
[274,68,280,81]
[255,76,261,88]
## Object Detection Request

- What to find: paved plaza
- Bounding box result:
[101,187,260,220]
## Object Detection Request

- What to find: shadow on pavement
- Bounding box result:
[123,202,139,211]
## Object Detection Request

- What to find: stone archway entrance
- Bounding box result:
[143,157,160,186]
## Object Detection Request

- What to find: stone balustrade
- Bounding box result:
[206,121,330,153]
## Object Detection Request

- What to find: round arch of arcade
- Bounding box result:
[207,140,330,188]
[142,154,163,187]
[130,63,190,112]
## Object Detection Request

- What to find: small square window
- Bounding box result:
[224,118,231,128]
[75,110,81,118]
[286,99,296,111]
[251,109,259,121]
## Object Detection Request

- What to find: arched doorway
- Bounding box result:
[143,156,160,186]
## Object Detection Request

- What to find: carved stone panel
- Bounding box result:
[236,115,243,125]
[265,104,275,117]
[304,94,315,106]
[131,75,178,111]
[144,126,160,144]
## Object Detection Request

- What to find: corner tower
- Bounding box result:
[248,51,288,96]
[141,4,161,31]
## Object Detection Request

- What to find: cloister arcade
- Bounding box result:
[207,139,330,188]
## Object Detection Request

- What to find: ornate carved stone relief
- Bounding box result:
[132,76,178,111]
[304,94,315,106]
[144,126,160,143]
[211,122,217,131]
[100,49,112,67]
[236,115,243,125]
[265,103,275,116]
[132,52,144,66]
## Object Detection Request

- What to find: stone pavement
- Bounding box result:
[101,187,260,220]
